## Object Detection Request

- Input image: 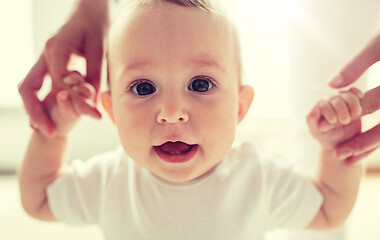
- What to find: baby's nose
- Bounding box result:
[157,98,189,124]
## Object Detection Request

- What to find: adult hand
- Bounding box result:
[327,33,380,164]
[328,33,380,89]
[18,0,110,136]
[334,86,380,164]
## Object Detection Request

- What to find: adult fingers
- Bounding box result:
[348,87,365,99]
[335,124,380,159]
[360,86,380,116]
[43,36,71,90]
[329,35,380,88]
[318,86,380,128]
[84,36,104,95]
[18,55,56,135]
[346,148,378,165]
[62,71,100,118]
[339,91,362,119]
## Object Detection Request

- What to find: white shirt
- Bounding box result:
[47,141,323,240]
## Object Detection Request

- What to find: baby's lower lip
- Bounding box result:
[154,143,198,164]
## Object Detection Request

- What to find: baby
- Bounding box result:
[19,0,368,239]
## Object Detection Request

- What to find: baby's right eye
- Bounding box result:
[130,80,156,96]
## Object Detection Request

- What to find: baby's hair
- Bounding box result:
[106,0,242,89]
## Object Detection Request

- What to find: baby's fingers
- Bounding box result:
[63,71,94,99]
[63,71,84,86]
[340,89,362,118]
[56,91,78,120]
[348,87,365,100]
[71,93,101,119]
[306,105,322,132]
[329,96,352,125]
[72,82,95,99]
[319,100,338,124]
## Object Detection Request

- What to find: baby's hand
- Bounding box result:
[41,72,97,138]
[307,88,364,150]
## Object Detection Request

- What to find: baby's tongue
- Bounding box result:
[159,141,191,153]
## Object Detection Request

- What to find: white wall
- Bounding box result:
[0,107,119,172]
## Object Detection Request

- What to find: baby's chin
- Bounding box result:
[149,158,222,184]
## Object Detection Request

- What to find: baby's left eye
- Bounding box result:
[188,77,214,93]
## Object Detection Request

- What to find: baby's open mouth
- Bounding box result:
[157,141,194,154]
[154,141,198,163]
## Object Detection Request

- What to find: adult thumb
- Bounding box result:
[329,36,380,88]
[43,37,71,89]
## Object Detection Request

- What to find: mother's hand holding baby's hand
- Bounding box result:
[18,0,109,136]
[334,86,380,164]
[43,72,97,138]
[327,32,380,164]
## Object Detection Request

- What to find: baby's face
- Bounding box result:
[105,2,252,183]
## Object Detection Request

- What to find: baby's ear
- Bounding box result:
[101,91,115,123]
[238,85,254,123]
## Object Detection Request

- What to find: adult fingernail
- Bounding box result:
[329,74,344,87]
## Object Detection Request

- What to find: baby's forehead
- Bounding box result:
[109,1,235,45]
[107,1,241,85]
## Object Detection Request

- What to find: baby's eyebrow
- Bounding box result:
[122,60,152,72]
[120,55,226,75]
[187,54,227,74]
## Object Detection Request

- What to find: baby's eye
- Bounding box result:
[130,81,156,96]
[188,77,214,93]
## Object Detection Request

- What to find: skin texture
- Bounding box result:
[19,1,254,221]
[306,88,364,229]
[104,2,253,183]
[19,1,374,230]
[18,0,110,136]
[328,33,380,163]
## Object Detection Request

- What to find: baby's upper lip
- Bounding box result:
[154,136,196,147]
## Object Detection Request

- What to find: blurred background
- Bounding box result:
[1,0,379,239]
